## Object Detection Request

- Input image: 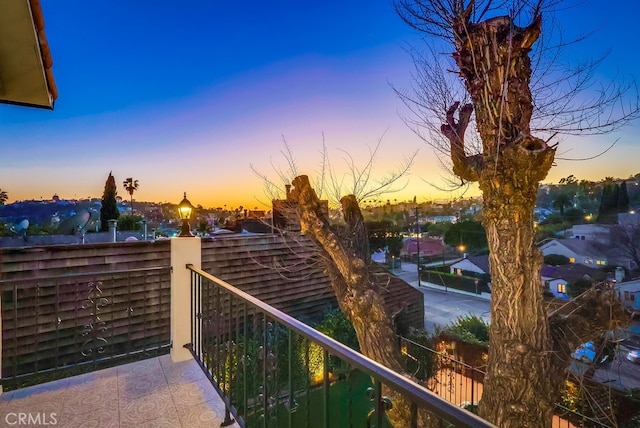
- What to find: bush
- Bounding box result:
[544,254,570,266]
[442,315,490,346]
[117,215,143,231]
[314,309,359,352]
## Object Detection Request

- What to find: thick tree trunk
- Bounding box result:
[444,14,563,427]
[477,146,561,426]
[289,176,414,427]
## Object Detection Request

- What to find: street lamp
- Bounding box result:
[177,192,195,237]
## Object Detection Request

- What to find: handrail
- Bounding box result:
[186,264,494,427]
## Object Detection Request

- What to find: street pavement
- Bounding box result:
[391,261,491,333]
[392,260,640,391]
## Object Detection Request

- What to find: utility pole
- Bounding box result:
[415,199,421,287]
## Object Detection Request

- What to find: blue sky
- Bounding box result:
[1,0,639,208]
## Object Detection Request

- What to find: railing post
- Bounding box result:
[170,236,201,362]
[0,285,3,395]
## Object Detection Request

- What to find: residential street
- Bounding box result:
[391,260,640,391]
[391,261,491,333]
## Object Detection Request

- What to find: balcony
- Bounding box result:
[0,236,492,427]
[0,355,236,427]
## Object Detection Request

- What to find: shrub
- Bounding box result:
[314,309,359,352]
[442,315,490,346]
[544,254,570,266]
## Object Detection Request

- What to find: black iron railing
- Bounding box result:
[0,266,171,389]
[186,264,494,428]
[398,337,615,428]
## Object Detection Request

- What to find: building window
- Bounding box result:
[557,283,567,294]
[569,257,575,263]
[584,258,593,264]
[596,260,606,266]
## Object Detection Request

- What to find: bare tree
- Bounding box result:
[0,188,7,205]
[253,140,422,426]
[394,1,637,426]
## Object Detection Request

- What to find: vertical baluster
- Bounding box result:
[261,313,268,428]
[127,271,132,357]
[323,349,329,428]
[410,401,418,428]
[288,329,293,428]
[215,280,221,386]
[12,283,19,381]
[190,270,194,357]
[227,292,233,402]
[34,281,40,374]
[242,302,248,420]
[304,339,310,427]
[196,272,202,361]
[54,280,60,370]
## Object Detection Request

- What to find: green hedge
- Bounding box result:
[421,270,490,294]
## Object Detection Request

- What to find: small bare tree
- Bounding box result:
[394,1,637,426]
[253,139,423,426]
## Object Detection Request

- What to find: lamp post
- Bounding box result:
[177,192,195,237]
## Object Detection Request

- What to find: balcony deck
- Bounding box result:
[0,354,238,427]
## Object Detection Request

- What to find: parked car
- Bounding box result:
[572,342,596,363]
[572,339,615,366]
[627,349,640,364]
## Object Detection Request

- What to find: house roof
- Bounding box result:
[0,0,57,109]
[450,254,490,273]
[542,238,604,258]
[401,236,447,255]
[541,263,602,283]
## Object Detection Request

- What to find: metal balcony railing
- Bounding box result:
[0,266,171,390]
[186,264,493,427]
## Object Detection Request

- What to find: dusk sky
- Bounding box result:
[1,0,639,209]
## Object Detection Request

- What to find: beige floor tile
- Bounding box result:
[117,357,163,377]
[0,357,229,428]
[119,393,180,426]
[162,359,208,386]
[176,397,240,428]
[3,396,63,418]
[169,378,216,408]
[56,406,119,428]
[62,385,120,415]
[0,390,15,413]
[117,372,169,400]
[10,377,69,401]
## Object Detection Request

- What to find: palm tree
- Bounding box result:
[122,178,139,214]
[553,193,573,216]
[0,188,7,205]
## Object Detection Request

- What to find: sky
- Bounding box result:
[1,0,639,209]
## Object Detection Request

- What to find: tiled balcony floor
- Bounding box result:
[0,354,240,427]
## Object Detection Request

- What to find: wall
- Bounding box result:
[0,234,424,381]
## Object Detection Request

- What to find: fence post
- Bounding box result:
[170,236,201,362]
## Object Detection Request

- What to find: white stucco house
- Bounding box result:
[539,238,609,267]
[449,255,490,276]
[615,279,640,312]
[540,263,602,300]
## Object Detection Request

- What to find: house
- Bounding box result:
[614,279,640,312]
[400,236,448,258]
[449,255,490,276]
[539,238,609,267]
[540,263,602,300]
[569,224,612,244]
